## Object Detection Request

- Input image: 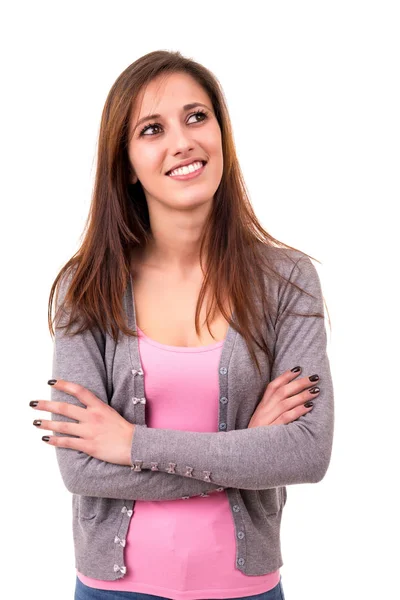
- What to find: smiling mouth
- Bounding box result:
[166,160,207,176]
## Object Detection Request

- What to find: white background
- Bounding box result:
[1,1,399,598]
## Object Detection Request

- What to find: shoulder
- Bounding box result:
[255,242,312,277]
[56,265,78,307]
[253,244,324,315]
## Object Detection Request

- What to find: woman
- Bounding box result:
[32,50,334,599]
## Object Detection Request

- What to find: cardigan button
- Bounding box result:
[219,422,227,430]
[131,397,146,405]
[131,460,143,471]
[220,396,228,404]
[114,536,126,547]
[203,470,212,482]
[219,367,227,375]
[131,368,143,376]
[237,531,245,539]
[237,558,245,566]
[113,564,127,574]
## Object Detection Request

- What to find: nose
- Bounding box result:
[167,122,196,150]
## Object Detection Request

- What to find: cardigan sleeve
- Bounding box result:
[129,256,335,489]
[50,272,224,500]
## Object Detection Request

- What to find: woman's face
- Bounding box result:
[127,72,223,211]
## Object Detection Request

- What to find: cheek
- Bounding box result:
[130,148,160,177]
[207,128,223,160]
[208,141,224,173]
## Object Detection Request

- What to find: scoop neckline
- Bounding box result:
[136,326,225,353]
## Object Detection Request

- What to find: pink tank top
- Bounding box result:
[76,327,280,599]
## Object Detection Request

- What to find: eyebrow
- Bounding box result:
[134,102,212,132]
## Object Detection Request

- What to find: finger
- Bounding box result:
[279,385,320,415]
[32,418,82,438]
[276,367,303,387]
[281,402,314,424]
[273,367,302,391]
[281,373,320,401]
[263,381,319,424]
[262,366,303,403]
[48,379,98,407]
[41,432,92,454]
[30,399,87,420]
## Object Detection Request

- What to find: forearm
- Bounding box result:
[54,435,225,500]
[129,409,333,490]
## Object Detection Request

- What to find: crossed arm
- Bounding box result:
[50,256,334,498]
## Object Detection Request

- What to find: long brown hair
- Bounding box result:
[48,50,329,377]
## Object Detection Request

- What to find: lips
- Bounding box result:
[166,160,207,176]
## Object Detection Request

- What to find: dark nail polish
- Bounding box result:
[304,401,314,408]
[29,401,38,407]
[291,366,301,373]
[309,386,320,393]
[33,420,42,426]
[42,436,50,442]
[309,374,319,382]
[47,379,57,385]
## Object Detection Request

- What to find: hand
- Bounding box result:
[248,367,320,428]
[30,379,135,466]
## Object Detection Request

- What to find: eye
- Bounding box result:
[138,109,209,137]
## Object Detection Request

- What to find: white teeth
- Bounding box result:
[168,161,204,176]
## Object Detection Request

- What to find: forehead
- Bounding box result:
[131,72,210,119]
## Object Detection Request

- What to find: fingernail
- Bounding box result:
[309,374,319,382]
[42,436,50,442]
[47,379,57,385]
[29,401,38,407]
[291,366,301,373]
[33,420,42,426]
[309,386,320,394]
[304,401,314,408]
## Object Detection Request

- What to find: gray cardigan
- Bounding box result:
[50,247,334,580]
